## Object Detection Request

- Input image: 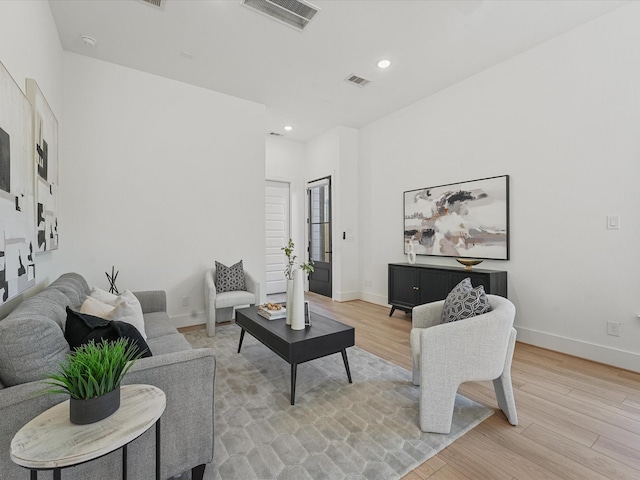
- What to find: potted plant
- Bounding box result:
[43,338,143,424]
[281,239,314,329]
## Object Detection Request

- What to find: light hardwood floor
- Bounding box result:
[302,292,640,480]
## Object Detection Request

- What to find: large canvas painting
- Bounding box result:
[404,175,509,260]
[0,62,36,304]
[26,78,59,252]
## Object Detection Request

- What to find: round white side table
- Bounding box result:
[10,384,166,480]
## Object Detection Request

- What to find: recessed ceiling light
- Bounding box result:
[377,59,391,69]
[284,125,293,132]
[80,35,97,47]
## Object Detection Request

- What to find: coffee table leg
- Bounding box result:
[237,329,245,353]
[341,349,353,383]
[291,363,297,405]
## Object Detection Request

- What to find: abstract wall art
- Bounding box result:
[0,62,36,304]
[404,175,509,260]
[26,78,59,253]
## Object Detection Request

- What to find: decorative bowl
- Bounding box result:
[456,258,483,271]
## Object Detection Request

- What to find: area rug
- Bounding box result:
[183,323,493,480]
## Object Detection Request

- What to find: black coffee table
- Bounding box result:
[235,306,355,405]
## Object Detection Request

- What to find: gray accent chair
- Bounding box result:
[410,294,518,433]
[0,273,215,480]
[204,267,260,337]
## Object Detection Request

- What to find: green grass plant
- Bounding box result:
[44,338,143,400]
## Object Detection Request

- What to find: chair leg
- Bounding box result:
[412,357,420,386]
[419,383,458,434]
[493,373,518,426]
[493,328,518,426]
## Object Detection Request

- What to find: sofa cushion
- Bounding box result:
[146,333,192,355]
[441,278,491,323]
[0,314,70,386]
[65,308,152,358]
[143,312,178,339]
[11,288,70,330]
[215,260,246,293]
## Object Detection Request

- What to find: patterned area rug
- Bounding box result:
[183,323,493,480]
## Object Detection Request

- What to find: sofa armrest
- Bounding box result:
[133,290,167,314]
[412,300,445,329]
[123,348,216,478]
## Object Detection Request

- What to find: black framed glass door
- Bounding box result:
[307,177,331,297]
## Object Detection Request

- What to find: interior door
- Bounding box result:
[265,180,290,295]
[307,177,332,297]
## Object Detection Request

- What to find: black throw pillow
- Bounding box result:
[64,307,152,358]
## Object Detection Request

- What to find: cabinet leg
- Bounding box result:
[389,306,396,317]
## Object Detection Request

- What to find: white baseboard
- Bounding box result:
[170,311,206,329]
[516,326,640,373]
[334,290,360,302]
[359,291,388,307]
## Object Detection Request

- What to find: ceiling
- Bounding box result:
[49,0,626,143]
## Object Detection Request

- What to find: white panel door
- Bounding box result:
[265,181,290,294]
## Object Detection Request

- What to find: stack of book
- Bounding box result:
[257,303,286,320]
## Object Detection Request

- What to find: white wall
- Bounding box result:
[305,126,359,301]
[359,3,640,370]
[0,1,64,318]
[265,136,305,273]
[61,52,266,326]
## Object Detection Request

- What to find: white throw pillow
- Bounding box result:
[80,295,115,317]
[106,290,147,340]
[90,286,119,305]
[88,288,147,339]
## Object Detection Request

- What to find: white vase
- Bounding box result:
[285,278,294,325]
[407,240,416,265]
[290,269,306,330]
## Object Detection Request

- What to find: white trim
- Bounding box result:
[334,290,360,302]
[359,291,389,307]
[516,326,640,372]
[170,311,206,329]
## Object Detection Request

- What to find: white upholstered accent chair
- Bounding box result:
[410,294,518,433]
[204,268,260,337]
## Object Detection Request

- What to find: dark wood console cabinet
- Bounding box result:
[388,263,507,316]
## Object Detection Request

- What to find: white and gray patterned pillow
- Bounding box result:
[441,277,491,323]
[215,260,246,293]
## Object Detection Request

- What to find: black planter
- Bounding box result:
[69,386,121,425]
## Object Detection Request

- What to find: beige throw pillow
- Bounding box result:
[80,295,115,317]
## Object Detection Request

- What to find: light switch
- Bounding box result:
[606,215,620,230]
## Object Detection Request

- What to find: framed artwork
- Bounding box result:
[404,175,509,260]
[26,78,59,252]
[0,62,36,304]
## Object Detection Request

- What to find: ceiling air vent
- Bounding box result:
[139,0,164,8]
[242,0,320,31]
[268,132,284,137]
[345,74,371,87]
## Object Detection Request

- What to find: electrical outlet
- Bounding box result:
[607,321,620,336]
[181,296,189,307]
[606,215,620,230]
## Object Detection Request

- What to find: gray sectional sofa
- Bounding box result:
[0,273,216,480]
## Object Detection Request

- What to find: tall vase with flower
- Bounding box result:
[281,239,314,328]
